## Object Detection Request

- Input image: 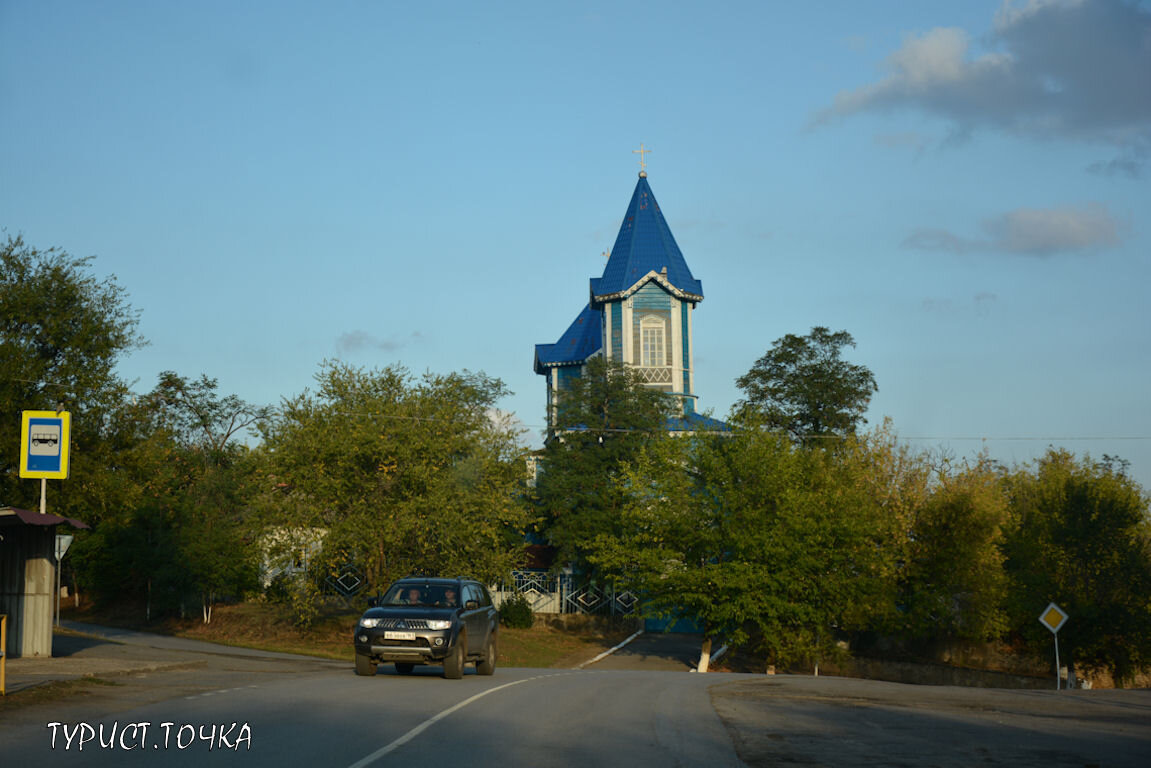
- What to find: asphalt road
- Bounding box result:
[2,626,1149,767]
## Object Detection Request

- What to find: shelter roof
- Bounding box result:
[0,506,90,529]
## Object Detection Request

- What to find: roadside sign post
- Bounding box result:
[20,411,73,639]
[19,410,72,514]
[1039,602,1070,690]
[55,534,74,627]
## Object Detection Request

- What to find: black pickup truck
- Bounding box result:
[352,576,499,679]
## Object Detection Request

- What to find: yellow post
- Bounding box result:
[1,613,7,695]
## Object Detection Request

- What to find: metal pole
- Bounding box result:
[1055,633,1061,691]
[55,558,61,628]
[2,613,7,696]
[40,478,46,515]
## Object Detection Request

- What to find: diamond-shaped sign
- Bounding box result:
[1039,602,1069,634]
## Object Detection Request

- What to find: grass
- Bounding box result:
[60,599,634,668]
[0,676,121,709]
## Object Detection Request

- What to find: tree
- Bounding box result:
[533,356,676,577]
[258,362,529,602]
[146,371,271,458]
[143,372,267,623]
[1003,449,1151,684]
[734,326,877,442]
[74,372,266,622]
[589,418,905,672]
[0,234,143,512]
[900,457,1010,641]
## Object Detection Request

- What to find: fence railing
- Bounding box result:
[493,570,637,616]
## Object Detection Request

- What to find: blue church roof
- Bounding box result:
[667,412,730,432]
[534,304,603,373]
[590,175,703,303]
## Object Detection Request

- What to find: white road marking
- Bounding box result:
[346,673,567,768]
[575,628,644,669]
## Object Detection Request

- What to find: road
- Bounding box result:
[4,665,743,766]
[2,626,1149,767]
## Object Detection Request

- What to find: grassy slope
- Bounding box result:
[60,600,630,669]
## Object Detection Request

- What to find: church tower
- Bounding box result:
[535,156,714,432]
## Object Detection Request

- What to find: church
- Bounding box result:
[534,154,725,433]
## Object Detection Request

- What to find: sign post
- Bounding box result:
[19,410,72,514]
[1,613,7,696]
[55,534,74,627]
[20,411,73,641]
[1039,602,1070,690]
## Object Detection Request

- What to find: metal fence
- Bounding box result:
[494,570,638,616]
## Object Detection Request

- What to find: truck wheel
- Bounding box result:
[476,633,497,676]
[355,653,377,676]
[443,633,465,679]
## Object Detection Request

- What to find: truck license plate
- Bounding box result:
[384,631,416,640]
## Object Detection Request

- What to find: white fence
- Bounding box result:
[493,570,638,616]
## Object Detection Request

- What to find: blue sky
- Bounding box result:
[3,0,1149,489]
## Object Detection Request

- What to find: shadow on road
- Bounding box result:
[588,632,703,671]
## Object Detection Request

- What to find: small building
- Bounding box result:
[0,506,89,658]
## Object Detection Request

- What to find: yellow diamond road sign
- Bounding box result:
[1039,602,1069,634]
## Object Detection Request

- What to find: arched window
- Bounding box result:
[640,316,665,367]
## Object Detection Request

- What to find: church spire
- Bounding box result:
[589,173,703,304]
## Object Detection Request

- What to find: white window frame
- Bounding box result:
[640,316,666,368]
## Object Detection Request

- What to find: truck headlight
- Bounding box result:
[360,618,384,628]
[427,620,451,630]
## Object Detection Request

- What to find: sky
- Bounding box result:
[2,0,1149,490]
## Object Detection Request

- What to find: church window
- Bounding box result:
[641,316,665,367]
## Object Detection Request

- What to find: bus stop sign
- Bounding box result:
[19,410,71,479]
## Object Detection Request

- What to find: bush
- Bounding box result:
[499,591,534,629]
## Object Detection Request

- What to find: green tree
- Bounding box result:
[258,362,529,604]
[145,372,267,623]
[533,356,676,577]
[74,373,265,622]
[734,326,877,442]
[586,430,761,669]
[0,234,143,512]
[147,371,270,457]
[901,457,1010,641]
[1003,449,1151,684]
[590,420,905,671]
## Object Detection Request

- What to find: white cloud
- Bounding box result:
[904,203,1124,256]
[902,228,978,254]
[336,330,423,355]
[984,204,1123,254]
[1086,146,1148,178]
[814,0,1151,167]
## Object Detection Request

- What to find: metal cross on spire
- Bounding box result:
[633,142,652,177]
